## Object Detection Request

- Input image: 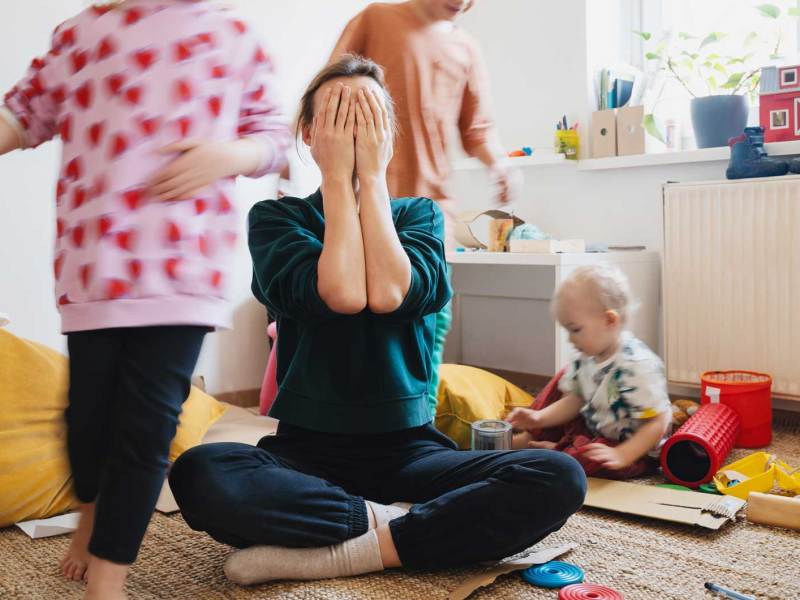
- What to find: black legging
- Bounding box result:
[67,325,207,564]
[169,422,586,568]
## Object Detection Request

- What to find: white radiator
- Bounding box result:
[663,177,800,400]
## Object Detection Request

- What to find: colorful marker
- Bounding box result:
[704,582,756,600]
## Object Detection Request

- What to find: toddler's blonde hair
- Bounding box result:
[552,264,636,324]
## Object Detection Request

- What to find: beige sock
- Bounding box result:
[366,500,410,528]
[224,529,384,585]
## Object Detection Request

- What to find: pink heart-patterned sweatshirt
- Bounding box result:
[1,0,290,333]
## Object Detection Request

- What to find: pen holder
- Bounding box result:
[555,130,579,160]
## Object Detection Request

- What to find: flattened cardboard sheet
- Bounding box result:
[585,478,745,530]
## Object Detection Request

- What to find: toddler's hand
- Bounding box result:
[506,407,541,431]
[580,444,631,470]
[149,139,246,201]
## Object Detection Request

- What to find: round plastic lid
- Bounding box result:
[558,583,625,600]
[521,561,585,588]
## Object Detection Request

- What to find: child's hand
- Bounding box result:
[506,407,541,431]
[150,139,256,201]
[580,444,631,470]
[489,163,521,205]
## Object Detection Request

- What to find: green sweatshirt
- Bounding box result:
[248,190,452,434]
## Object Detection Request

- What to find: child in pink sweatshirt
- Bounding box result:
[0,1,290,597]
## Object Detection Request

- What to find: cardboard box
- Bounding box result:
[454,209,523,250]
[616,105,645,156]
[585,478,746,530]
[591,109,617,158]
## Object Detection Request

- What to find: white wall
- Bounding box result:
[454,0,731,253]
[1,0,734,394]
[460,0,591,154]
[0,0,83,352]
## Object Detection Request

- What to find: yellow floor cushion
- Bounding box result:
[435,364,534,449]
[0,328,226,527]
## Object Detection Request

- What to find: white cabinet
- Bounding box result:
[444,251,662,377]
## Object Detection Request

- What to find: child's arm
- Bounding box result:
[2,24,65,154]
[458,43,519,205]
[582,411,671,470]
[506,394,583,431]
[151,33,290,201]
[149,138,267,201]
[0,112,23,155]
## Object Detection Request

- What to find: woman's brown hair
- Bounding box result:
[297,54,397,138]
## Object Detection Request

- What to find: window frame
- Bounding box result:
[781,67,799,87]
[795,98,800,135]
[625,0,800,67]
[771,108,790,129]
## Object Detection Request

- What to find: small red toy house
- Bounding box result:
[760,65,800,143]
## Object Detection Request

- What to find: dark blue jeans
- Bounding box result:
[169,423,586,568]
[67,325,207,564]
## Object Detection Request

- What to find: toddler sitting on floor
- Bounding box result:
[508,265,671,479]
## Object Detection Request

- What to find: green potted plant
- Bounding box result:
[636,3,798,148]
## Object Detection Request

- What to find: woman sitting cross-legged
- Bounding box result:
[169,55,587,585]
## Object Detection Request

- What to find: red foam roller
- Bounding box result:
[559,583,624,600]
[660,403,740,487]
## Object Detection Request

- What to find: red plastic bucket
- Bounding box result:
[701,371,772,448]
[660,403,740,487]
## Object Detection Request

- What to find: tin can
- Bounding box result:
[470,419,513,451]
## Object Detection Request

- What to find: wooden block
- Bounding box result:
[747,492,800,530]
[617,105,645,156]
[488,218,514,252]
[591,109,617,158]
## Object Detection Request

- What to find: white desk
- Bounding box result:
[444,251,661,377]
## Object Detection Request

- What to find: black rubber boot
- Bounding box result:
[726,127,789,180]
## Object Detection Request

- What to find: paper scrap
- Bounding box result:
[16,512,80,539]
[448,542,577,600]
[156,477,180,514]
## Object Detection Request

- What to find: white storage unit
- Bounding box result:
[444,251,661,376]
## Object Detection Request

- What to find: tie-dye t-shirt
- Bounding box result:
[558,331,672,456]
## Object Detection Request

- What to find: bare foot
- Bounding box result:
[527,440,558,450]
[85,555,129,600]
[60,503,95,582]
[512,431,533,449]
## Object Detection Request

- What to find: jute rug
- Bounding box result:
[2,418,799,600]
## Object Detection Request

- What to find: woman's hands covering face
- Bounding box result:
[354,87,393,182]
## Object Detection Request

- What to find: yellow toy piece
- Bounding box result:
[774,459,800,493]
[713,452,779,500]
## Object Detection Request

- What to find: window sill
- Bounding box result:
[451,154,574,170]
[452,141,800,173]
